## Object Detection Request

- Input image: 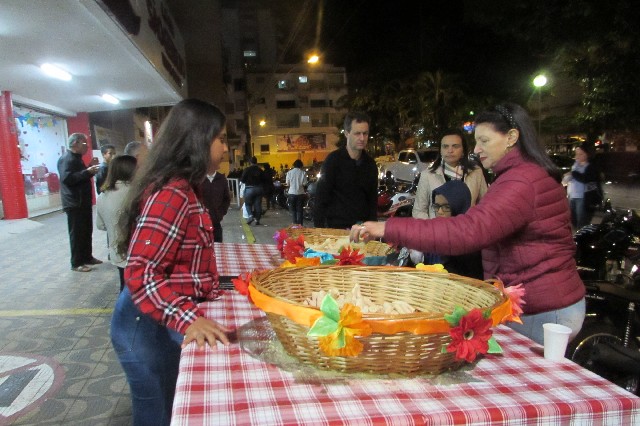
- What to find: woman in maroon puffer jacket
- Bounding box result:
[351,103,585,345]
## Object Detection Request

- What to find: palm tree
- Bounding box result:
[414,70,463,137]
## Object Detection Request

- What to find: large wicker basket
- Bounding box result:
[251,265,507,375]
[285,226,394,257]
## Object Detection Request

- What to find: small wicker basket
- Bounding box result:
[251,265,507,375]
[285,226,394,257]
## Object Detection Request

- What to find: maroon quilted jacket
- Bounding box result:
[385,149,585,314]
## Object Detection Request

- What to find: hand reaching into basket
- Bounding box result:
[350,221,386,243]
[182,317,233,350]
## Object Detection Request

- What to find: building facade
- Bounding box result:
[246,64,348,170]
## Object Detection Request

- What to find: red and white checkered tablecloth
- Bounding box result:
[214,242,281,277]
[172,292,640,426]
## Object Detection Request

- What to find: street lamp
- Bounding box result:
[533,74,547,136]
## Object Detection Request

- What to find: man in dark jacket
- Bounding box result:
[94,143,116,194]
[313,111,378,228]
[240,156,266,225]
[200,172,231,242]
[57,133,102,272]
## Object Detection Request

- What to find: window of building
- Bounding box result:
[311,114,329,127]
[234,78,246,91]
[235,99,247,111]
[276,113,299,128]
[310,99,327,108]
[309,79,325,91]
[243,50,257,57]
[298,75,308,83]
[277,80,289,89]
[300,115,310,123]
[276,100,296,109]
[328,74,344,88]
[260,144,270,154]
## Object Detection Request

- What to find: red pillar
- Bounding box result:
[0,91,28,219]
[66,112,97,204]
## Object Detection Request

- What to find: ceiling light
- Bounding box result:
[101,94,120,104]
[40,63,72,81]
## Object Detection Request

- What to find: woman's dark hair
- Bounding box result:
[293,159,303,168]
[101,155,137,192]
[429,128,477,173]
[475,102,561,182]
[116,99,226,256]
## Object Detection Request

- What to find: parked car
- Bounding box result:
[379,149,439,183]
[550,154,574,173]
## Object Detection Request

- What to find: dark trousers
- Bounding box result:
[213,222,223,243]
[288,194,305,225]
[244,186,264,221]
[118,267,125,292]
[65,206,94,268]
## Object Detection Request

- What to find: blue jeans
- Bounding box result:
[111,288,183,426]
[288,194,305,225]
[244,186,264,222]
[570,197,593,229]
[507,297,585,345]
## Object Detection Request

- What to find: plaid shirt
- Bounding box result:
[125,178,221,334]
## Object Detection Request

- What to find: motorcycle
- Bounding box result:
[271,179,288,209]
[302,181,317,222]
[567,203,640,394]
[377,175,418,218]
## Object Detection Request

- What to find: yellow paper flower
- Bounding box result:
[415,263,447,272]
[279,257,321,268]
[316,303,372,357]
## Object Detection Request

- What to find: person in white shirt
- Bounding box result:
[286,159,308,225]
[96,155,137,291]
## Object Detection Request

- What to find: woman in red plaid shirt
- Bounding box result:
[111,99,231,426]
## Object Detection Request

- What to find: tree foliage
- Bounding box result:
[467,0,640,139]
[338,70,470,151]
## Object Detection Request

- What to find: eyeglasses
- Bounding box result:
[431,203,451,213]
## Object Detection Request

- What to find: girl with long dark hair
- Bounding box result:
[111,99,231,425]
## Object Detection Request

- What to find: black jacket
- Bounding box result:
[313,147,378,228]
[240,164,266,187]
[57,151,93,209]
[95,162,108,194]
[200,173,231,224]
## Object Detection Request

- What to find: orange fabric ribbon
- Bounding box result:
[248,284,513,335]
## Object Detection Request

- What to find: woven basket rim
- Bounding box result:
[251,265,507,322]
[283,226,395,256]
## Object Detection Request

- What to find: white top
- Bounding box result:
[286,167,307,195]
[96,181,131,267]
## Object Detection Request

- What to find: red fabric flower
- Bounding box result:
[282,236,306,263]
[232,272,251,296]
[334,246,365,265]
[273,229,289,254]
[446,308,493,363]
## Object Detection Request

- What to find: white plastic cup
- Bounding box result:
[543,323,572,361]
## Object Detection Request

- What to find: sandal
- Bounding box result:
[71,265,92,272]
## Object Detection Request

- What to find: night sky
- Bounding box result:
[276,0,543,99]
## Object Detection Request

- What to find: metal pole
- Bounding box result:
[538,89,542,136]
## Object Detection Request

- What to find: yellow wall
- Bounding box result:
[252,134,339,168]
